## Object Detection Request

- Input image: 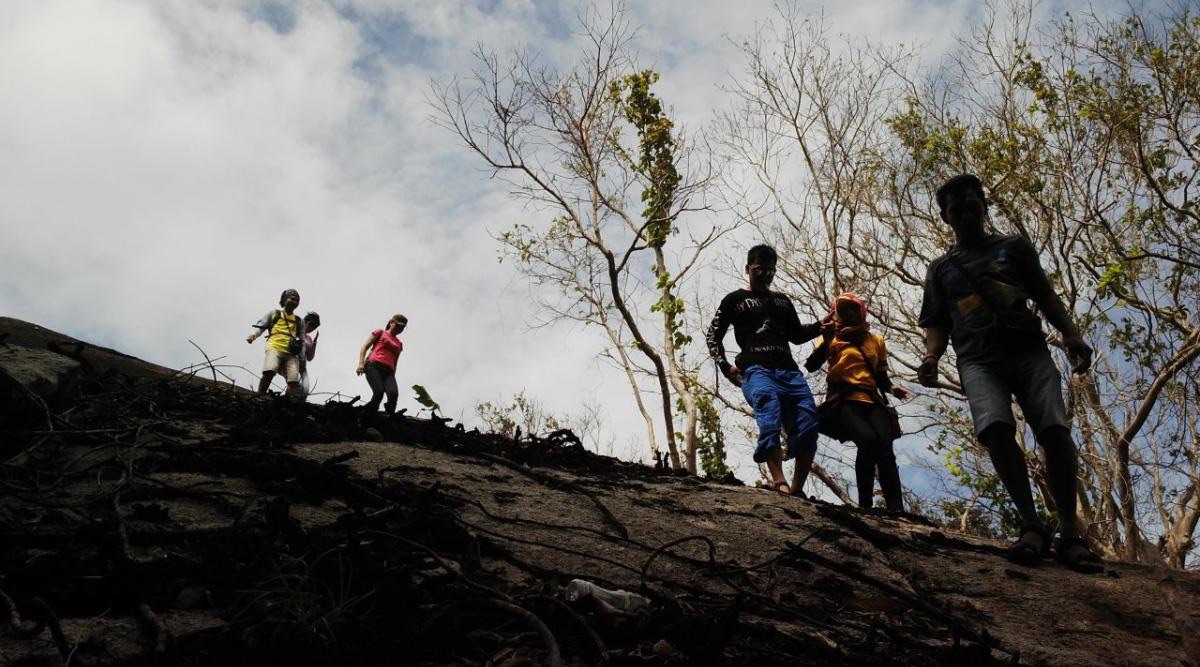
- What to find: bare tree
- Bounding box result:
[431,5,728,472]
[475,390,615,454]
[719,0,1200,567]
[713,8,922,500]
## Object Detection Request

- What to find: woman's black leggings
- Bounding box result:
[842,401,903,511]
[363,361,398,414]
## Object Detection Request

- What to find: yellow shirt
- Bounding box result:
[819,333,888,403]
[267,311,299,354]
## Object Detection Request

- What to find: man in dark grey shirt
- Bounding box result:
[918,174,1101,572]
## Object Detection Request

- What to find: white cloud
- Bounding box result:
[0,0,1131,488]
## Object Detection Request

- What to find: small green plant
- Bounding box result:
[411,384,441,416]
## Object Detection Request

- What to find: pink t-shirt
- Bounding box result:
[367,328,403,369]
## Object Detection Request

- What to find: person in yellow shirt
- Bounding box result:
[246,289,306,398]
[806,293,910,510]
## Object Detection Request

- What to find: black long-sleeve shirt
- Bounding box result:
[705,289,821,374]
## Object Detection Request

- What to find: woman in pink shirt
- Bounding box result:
[356,314,406,414]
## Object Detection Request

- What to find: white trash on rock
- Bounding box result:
[563,578,650,614]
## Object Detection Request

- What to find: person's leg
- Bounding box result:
[742,368,787,488]
[383,371,399,414]
[841,404,880,508]
[778,370,819,495]
[764,447,788,492]
[1037,426,1078,537]
[1009,351,1099,570]
[867,406,904,511]
[259,349,281,394]
[1010,352,1077,537]
[790,444,815,496]
[363,362,386,412]
[1037,424,1100,571]
[959,359,1046,559]
[279,355,301,399]
[980,422,1041,527]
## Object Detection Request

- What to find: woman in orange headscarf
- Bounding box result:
[806,293,910,511]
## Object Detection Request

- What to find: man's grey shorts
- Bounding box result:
[957,350,1069,437]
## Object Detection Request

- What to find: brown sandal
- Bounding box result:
[1006,525,1049,566]
[766,481,792,494]
[1054,537,1104,574]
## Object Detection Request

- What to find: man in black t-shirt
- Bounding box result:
[707,245,823,495]
[917,174,1101,572]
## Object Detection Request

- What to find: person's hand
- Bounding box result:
[356,363,365,376]
[245,334,256,344]
[820,315,836,340]
[1064,334,1093,374]
[917,354,940,387]
[891,386,912,400]
[725,365,743,387]
[313,331,319,341]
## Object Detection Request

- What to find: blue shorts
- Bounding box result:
[740,365,819,463]
[957,350,1070,437]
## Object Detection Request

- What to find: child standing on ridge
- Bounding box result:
[246,289,306,398]
[299,311,320,398]
[806,293,910,511]
[705,245,824,495]
[357,314,407,416]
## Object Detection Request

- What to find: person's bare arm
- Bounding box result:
[356,333,379,375]
[917,326,950,387]
[1017,238,1092,373]
[1033,291,1092,373]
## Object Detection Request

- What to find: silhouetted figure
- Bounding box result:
[917,174,1101,572]
[246,289,306,398]
[806,293,909,511]
[298,311,320,398]
[706,245,822,495]
[357,314,406,416]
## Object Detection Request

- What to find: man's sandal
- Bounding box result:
[1054,537,1104,574]
[766,481,792,495]
[1006,525,1050,566]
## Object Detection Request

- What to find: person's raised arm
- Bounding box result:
[804,318,836,372]
[356,332,379,376]
[785,300,822,345]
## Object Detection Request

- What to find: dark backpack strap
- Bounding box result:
[945,250,1031,312]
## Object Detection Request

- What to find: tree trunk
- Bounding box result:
[603,249,681,469]
[655,248,699,472]
[601,320,660,461]
[1114,331,1200,561]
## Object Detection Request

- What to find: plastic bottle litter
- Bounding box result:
[564,579,650,613]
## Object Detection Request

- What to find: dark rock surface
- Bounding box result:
[1,317,1198,666]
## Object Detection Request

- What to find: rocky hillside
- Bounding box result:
[1,317,1198,666]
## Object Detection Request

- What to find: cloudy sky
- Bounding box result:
[0,0,1113,485]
